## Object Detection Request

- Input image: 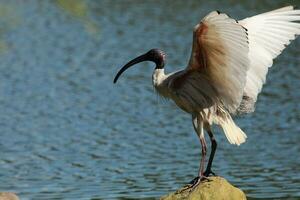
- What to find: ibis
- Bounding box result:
[113,6,300,189]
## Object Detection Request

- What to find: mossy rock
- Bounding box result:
[0,192,19,200]
[160,176,246,200]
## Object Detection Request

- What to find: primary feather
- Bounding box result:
[237,6,300,113]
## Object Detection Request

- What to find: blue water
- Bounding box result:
[0,0,299,199]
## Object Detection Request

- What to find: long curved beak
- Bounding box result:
[113,53,148,84]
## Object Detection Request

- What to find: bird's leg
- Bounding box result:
[185,117,208,190]
[204,130,217,177]
[198,135,207,178]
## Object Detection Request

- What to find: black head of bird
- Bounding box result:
[113,49,166,84]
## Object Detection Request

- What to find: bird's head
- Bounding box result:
[113,49,166,83]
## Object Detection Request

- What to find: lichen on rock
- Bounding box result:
[160,176,246,200]
[0,192,19,200]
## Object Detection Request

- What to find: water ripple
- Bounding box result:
[0,0,299,199]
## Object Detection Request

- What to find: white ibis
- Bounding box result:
[113,6,300,189]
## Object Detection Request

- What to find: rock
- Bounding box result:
[160,176,246,200]
[0,192,19,200]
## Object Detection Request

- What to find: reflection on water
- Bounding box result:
[0,3,20,53]
[0,0,299,199]
[55,0,100,37]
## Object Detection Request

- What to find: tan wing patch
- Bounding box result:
[191,22,209,70]
[183,11,249,113]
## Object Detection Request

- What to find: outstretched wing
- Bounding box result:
[237,6,300,113]
[170,11,249,113]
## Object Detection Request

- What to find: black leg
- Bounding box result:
[204,130,217,177]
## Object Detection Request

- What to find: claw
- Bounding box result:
[189,176,200,185]
[180,176,210,193]
[203,169,216,177]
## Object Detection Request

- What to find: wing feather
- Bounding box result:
[237,6,300,113]
[170,11,249,113]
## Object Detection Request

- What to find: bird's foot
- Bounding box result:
[180,175,210,193]
[203,169,216,177]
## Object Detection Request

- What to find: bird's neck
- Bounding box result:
[152,68,170,98]
[152,68,166,86]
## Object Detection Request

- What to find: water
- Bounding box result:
[0,0,299,199]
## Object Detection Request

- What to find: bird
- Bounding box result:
[113,6,300,190]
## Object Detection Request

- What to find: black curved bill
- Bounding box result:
[113,53,148,84]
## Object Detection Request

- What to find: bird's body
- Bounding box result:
[152,64,247,146]
[114,6,300,190]
[153,69,216,124]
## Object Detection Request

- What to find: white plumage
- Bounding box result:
[152,6,300,147]
[114,6,300,188]
[239,6,300,112]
